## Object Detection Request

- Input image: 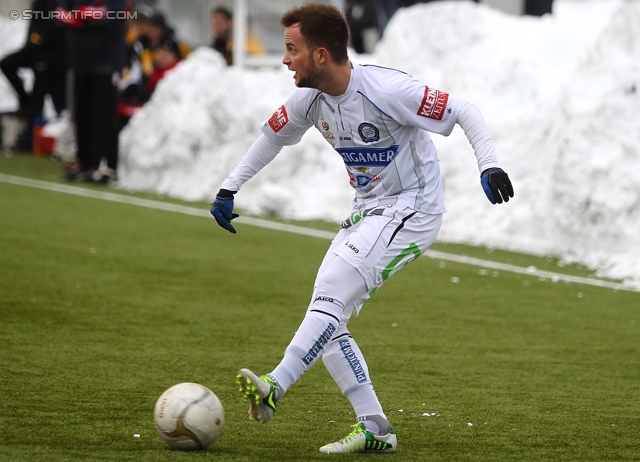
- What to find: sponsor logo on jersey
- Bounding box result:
[302,323,336,365]
[336,145,399,167]
[338,339,367,384]
[358,123,380,142]
[268,105,289,133]
[347,171,383,191]
[417,86,449,120]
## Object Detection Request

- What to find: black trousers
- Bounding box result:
[525,0,553,16]
[74,70,118,171]
[0,46,66,119]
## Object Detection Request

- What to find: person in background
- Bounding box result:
[57,0,127,184]
[145,38,180,95]
[116,23,183,131]
[138,12,191,79]
[210,2,513,454]
[210,6,266,65]
[0,0,66,151]
[115,15,147,131]
[344,0,379,54]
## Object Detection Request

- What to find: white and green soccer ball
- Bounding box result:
[153,382,224,450]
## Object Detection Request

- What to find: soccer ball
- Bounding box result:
[153,382,224,450]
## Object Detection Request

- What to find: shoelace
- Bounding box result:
[339,423,366,443]
[260,375,278,389]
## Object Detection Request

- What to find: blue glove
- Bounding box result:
[481,168,514,204]
[210,189,239,234]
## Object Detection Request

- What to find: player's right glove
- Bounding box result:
[481,168,514,204]
[210,189,239,234]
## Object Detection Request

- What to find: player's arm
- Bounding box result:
[456,101,514,204]
[211,90,315,233]
[381,71,514,204]
[210,134,283,234]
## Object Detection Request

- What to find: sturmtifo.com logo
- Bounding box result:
[9,9,137,20]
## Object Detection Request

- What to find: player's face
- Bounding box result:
[283,24,322,89]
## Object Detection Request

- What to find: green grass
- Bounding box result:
[1,154,639,461]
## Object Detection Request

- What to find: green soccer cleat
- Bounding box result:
[236,368,278,423]
[319,422,397,454]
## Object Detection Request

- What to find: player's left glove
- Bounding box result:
[481,168,514,204]
[210,189,239,234]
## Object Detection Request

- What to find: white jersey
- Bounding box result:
[263,64,461,214]
[223,63,499,214]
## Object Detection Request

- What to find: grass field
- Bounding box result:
[1,154,639,461]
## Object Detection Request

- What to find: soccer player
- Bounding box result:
[210,2,514,454]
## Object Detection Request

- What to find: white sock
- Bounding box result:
[270,299,344,398]
[322,333,388,430]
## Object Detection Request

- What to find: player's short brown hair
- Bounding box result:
[280,2,350,64]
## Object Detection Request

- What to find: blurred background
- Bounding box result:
[0,0,552,65]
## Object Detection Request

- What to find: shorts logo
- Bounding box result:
[302,323,336,365]
[358,123,380,143]
[346,242,359,253]
[417,86,449,120]
[314,296,334,303]
[338,339,367,384]
[268,105,289,133]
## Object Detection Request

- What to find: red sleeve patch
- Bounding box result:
[268,105,289,133]
[417,86,449,121]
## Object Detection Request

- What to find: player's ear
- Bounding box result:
[316,47,330,64]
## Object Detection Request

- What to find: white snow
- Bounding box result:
[1,1,639,289]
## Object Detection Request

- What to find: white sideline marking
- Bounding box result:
[1,173,638,293]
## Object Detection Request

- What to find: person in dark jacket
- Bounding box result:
[57,0,127,184]
[0,0,66,150]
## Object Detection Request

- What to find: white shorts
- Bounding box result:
[319,205,442,315]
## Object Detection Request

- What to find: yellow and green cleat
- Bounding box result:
[236,368,278,423]
[319,422,397,454]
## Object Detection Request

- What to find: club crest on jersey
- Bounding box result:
[358,123,380,143]
[268,105,289,133]
[417,86,449,120]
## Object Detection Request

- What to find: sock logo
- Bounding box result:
[338,339,367,384]
[302,323,336,365]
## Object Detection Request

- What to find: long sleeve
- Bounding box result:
[220,134,283,192]
[457,100,501,173]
